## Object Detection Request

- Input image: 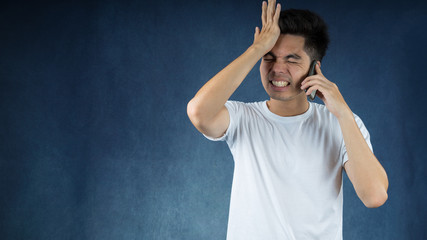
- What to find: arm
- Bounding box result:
[187,0,281,138]
[301,64,388,208]
[339,113,388,208]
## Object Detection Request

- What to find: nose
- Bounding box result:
[271,61,289,75]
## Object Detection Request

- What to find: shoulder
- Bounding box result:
[226,100,265,108]
[311,102,364,122]
[310,103,369,134]
[310,102,336,121]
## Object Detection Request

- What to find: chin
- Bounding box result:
[268,91,306,102]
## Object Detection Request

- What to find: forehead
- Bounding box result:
[270,34,309,59]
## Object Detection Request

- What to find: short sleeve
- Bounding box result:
[203,101,241,145]
[340,114,373,166]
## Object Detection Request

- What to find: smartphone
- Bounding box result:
[306,60,317,101]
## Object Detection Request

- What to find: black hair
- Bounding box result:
[279,9,330,61]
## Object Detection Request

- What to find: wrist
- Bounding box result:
[336,108,354,123]
[248,44,269,58]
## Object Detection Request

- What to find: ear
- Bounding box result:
[316,60,321,68]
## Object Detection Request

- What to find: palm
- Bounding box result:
[253,0,281,53]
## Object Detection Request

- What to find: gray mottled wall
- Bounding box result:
[1,0,426,239]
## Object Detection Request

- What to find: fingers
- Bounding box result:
[305,84,322,96]
[254,27,260,39]
[301,78,327,91]
[315,62,323,76]
[301,64,324,86]
[267,0,277,24]
[254,1,281,52]
[301,76,333,94]
[303,79,328,98]
[261,1,267,26]
[262,0,280,26]
[266,0,274,24]
[301,76,339,102]
[274,3,281,23]
[301,76,316,87]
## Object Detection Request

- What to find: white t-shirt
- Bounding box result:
[205,100,373,240]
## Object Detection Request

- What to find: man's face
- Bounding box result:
[260,34,312,102]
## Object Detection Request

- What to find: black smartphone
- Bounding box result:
[305,60,317,101]
[306,60,317,101]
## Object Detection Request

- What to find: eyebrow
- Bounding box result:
[264,52,302,60]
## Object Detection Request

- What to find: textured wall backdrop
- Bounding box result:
[1,0,426,239]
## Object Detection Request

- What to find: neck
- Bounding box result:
[267,95,310,117]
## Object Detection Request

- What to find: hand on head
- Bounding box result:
[253,0,282,54]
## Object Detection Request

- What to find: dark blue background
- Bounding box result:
[1,0,426,239]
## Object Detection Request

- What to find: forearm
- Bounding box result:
[338,112,389,207]
[188,45,265,121]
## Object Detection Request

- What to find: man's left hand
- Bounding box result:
[300,63,352,120]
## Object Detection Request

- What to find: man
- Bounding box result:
[187,0,389,239]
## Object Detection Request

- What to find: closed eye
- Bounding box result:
[263,58,275,62]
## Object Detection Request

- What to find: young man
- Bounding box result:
[187,0,388,239]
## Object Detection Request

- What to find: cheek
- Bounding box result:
[259,62,270,77]
[289,67,306,81]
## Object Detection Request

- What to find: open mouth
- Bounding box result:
[270,81,290,87]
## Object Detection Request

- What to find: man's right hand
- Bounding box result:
[252,0,281,54]
[187,0,282,139]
